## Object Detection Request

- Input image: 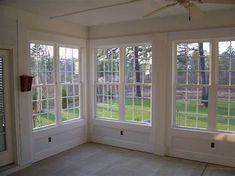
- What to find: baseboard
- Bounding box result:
[168,149,235,167]
[33,137,87,163]
[0,164,31,176]
[92,136,154,153]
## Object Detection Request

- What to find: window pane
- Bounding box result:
[125,45,152,84]
[74,96,79,107]
[96,84,119,120]
[61,109,68,121]
[176,86,209,129]
[96,48,120,83]
[176,42,210,86]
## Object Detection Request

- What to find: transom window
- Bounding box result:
[95,44,152,124]
[31,43,81,129]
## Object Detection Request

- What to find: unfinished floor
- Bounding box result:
[8,143,235,176]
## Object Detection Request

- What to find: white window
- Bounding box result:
[95,44,152,124]
[59,47,80,122]
[175,42,210,129]
[31,43,81,129]
[96,48,120,120]
[217,40,235,132]
[31,43,56,128]
[125,45,152,123]
[174,39,235,133]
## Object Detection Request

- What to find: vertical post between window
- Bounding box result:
[119,47,125,121]
[208,40,217,131]
[55,44,62,125]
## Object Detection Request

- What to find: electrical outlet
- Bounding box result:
[211,142,215,148]
[48,137,52,142]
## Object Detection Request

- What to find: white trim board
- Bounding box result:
[33,136,86,163]
[92,136,154,154]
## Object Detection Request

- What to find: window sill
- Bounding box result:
[92,118,152,133]
[33,118,87,139]
[171,126,235,138]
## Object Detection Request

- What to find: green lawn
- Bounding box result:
[33,108,79,128]
[176,100,235,131]
[96,98,151,123]
[33,99,235,132]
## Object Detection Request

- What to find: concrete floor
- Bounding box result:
[8,143,235,176]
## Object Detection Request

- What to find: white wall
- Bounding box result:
[0,4,88,166]
[33,121,86,162]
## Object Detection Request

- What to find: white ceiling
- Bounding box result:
[0,0,235,26]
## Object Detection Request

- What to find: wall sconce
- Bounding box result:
[20,75,34,92]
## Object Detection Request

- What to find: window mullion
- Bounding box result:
[208,40,217,131]
[79,48,82,119]
[119,47,125,121]
[55,44,62,125]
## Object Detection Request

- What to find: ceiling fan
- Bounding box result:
[143,0,235,21]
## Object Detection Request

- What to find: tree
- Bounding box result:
[62,87,67,109]
[96,48,119,83]
[134,46,141,97]
[97,46,151,99]
[177,43,209,107]
[199,43,208,107]
[30,43,53,126]
[219,45,235,84]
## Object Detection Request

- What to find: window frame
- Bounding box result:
[30,41,83,130]
[216,39,235,132]
[94,42,152,126]
[172,39,213,131]
[124,44,152,124]
[173,37,235,133]
[31,41,57,129]
[58,45,82,123]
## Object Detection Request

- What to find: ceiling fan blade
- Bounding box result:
[50,0,142,19]
[189,3,205,18]
[201,0,235,4]
[143,2,178,18]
